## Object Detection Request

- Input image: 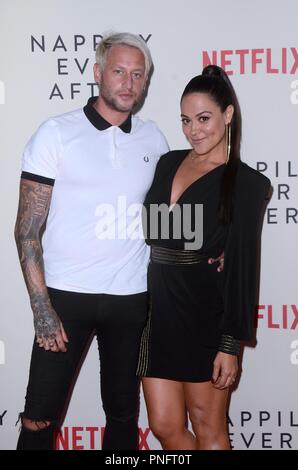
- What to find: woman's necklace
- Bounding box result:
[189,150,206,162]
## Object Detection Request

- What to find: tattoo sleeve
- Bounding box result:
[14,179,60,340]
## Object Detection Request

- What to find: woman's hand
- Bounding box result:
[208,252,224,272]
[212,351,238,389]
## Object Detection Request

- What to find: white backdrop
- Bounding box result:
[0,0,297,450]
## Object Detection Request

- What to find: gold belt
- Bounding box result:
[150,246,208,265]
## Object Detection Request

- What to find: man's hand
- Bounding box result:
[208,252,224,272]
[34,300,68,352]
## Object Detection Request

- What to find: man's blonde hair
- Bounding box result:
[95,32,152,77]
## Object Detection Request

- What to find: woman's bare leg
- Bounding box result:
[142,377,196,450]
[184,381,230,450]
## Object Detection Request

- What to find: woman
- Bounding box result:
[137,65,271,450]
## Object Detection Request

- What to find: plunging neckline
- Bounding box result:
[168,150,225,210]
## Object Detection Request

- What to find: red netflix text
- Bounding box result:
[202,48,298,75]
[255,305,298,330]
[56,426,151,450]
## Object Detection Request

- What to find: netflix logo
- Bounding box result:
[202,47,298,75]
[56,426,151,450]
[255,305,298,330]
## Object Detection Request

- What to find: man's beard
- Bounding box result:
[100,86,138,113]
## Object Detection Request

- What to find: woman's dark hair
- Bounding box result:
[181,64,242,224]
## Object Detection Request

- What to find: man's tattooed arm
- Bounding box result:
[14,179,68,352]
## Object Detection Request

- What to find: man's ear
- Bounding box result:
[143,75,149,91]
[93,63,101,85]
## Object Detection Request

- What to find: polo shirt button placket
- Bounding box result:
[111,127,121,170]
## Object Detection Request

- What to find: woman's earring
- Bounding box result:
[225,123,231,164]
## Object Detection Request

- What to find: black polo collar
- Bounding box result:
[83,96,132,133]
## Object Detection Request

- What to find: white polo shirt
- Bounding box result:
[21,97,169,294]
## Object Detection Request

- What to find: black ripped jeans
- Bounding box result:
[17,288,148,450]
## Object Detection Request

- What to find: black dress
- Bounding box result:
[137,150,271,382]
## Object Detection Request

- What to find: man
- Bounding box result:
[14,32,169,450]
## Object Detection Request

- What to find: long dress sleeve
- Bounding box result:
[222,163,271,341]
